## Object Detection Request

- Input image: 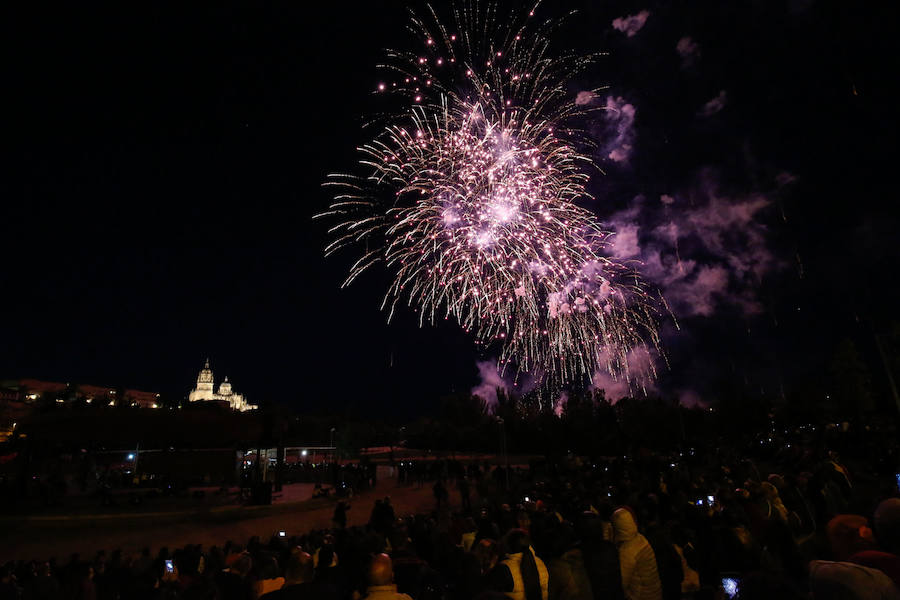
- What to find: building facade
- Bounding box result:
[9,379,160,408]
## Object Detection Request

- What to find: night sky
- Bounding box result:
[4,1,899,417]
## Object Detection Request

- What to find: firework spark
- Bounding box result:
[318,2,661,388]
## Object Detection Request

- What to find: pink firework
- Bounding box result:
[319,2,661,388]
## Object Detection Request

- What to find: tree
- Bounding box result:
[830,338,873,417]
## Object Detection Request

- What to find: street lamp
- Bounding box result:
[330,427,336,463]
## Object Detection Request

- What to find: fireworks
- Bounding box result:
[319,2,661,388]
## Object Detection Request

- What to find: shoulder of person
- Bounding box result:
[484,562,514,592]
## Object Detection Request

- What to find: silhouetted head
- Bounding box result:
[874,498,900,555]
[367,553,393,586]
[284,552,314,584]
[500,529,542,600]
[231,553,252,577]
[826,515,876,560]
[473,539,498,574]
[503,528,531,555]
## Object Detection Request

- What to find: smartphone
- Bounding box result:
[695,499,704,506]
[165,560,174,574]
[707,495,715,505]
[278,530,286,538]
[721,576,740,598]
[524,496,530,502]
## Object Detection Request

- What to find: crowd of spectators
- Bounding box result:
[2,419,900,599]
[277,463,376,491]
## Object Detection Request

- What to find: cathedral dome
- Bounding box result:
[218,377,232,396]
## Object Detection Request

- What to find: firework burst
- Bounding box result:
[319,2,662,388]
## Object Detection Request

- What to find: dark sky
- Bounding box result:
[4,1,899,417]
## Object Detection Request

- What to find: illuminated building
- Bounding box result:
[11,379,160,408]
[188,359,256,411]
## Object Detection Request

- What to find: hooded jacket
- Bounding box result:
[612,508,663,600]
[496,548,549,600]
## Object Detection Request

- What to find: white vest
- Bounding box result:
[501,549,549,600]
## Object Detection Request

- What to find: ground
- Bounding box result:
[1,478,448,563]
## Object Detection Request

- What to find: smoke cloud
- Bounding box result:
[471,360,540,408]
[590,345,658,402]
[471,172,779,406]
[699,90,728,117]
[612,10,651,38]
[678,389,706,408]
[676,36,701,67]
[606,172,777,319]
[575,91,597,106]
[601,96,637,164]
[471,360,509,407]
[554,391,568,417]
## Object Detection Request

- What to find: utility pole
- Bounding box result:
[330,427,336,462]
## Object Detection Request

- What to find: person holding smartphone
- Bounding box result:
[159,558,179,592]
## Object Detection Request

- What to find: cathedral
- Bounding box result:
[188,359,257,411]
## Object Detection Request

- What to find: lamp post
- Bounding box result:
[131,443,140,486]
[329,427,336,463]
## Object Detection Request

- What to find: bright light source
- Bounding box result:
[301,450,308,456]
[127,453,135,461]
